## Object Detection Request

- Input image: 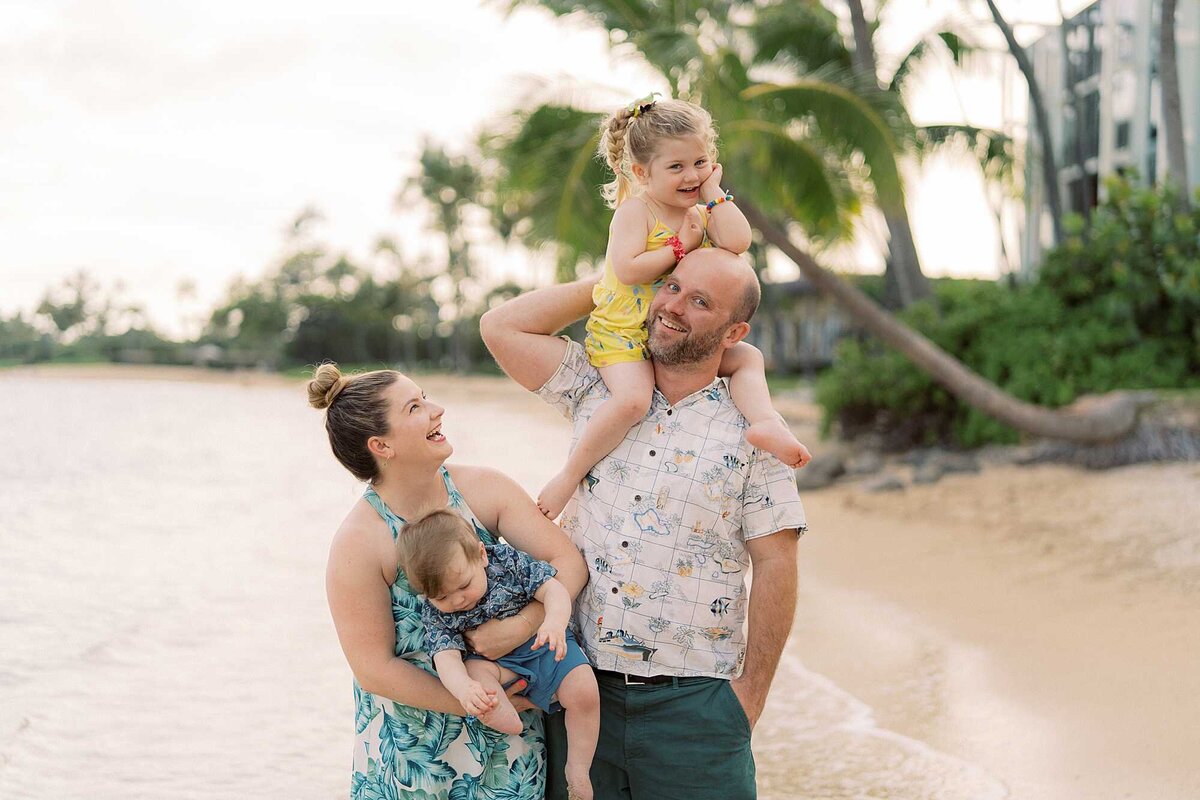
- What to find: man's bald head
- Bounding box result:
[674,248,760,324]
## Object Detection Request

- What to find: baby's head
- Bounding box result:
[598,95,718,208]
[397,509,488,613]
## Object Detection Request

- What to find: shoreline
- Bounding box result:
[6,362,1198,797]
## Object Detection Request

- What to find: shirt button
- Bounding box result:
[634,495,642,501]
[611,587,619,594]
[667,409,673,416]
[620,541,629,548]
[649,450,656,457]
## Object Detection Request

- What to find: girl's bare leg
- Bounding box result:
[720,342,812,468]
[464,659,524,734]
[554,666,600,800]
[537,359,655,518]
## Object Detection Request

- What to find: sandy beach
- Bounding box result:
[3,363,1198,799]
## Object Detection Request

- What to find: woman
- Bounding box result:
[308,362,587,798]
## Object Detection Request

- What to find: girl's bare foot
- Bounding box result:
[746,418,812,468]
[537,471,578,520]
[476,693,524,735]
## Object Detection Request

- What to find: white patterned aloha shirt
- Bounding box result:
[537,339,807,680]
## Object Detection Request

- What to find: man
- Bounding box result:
[480,248,807,800]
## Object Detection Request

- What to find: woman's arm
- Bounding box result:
[452,466,588,660]
[325,513,469,715]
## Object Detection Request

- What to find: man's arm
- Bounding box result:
[731,528,799,729]
[479,279,596,392]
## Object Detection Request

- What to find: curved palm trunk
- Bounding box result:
[847,0,932,308]
[984,0,1066,244]
[740,199,1144,442]
[1160,0,1190,209]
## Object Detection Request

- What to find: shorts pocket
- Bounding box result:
[720,681,752,739]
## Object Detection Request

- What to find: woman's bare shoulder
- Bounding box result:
[328,498,393,575]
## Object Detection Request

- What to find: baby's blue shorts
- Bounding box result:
[470,628,590,713]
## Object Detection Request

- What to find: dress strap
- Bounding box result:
[362,485,405,541]
[439,466,467,508]
[632,195,662,227]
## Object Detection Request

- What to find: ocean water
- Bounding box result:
[0,372,1009,799]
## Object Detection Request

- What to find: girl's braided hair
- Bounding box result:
[598,97,717,209]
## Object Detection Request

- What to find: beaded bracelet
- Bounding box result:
[705,193,735,211]
[666,234,686,262]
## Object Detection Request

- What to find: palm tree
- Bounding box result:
[980,0,1066,244]
[484,0,1144,442]
[406,143,484,371]
[1159,0,1190,210]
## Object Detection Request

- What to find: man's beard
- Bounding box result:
[646,315,727,366]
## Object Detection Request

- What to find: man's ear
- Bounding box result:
[722,321,751,349]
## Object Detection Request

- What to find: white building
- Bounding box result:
[1020,0,1200,274]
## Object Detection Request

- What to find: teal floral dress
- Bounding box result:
[351,467,546,800]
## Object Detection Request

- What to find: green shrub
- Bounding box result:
[816,177,1200,448]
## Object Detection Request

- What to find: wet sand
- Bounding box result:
[6,363,1199,798]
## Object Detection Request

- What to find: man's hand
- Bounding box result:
[729,677,765,730]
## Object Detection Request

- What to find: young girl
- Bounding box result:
[398,509,599,800]
[536,95,812,519]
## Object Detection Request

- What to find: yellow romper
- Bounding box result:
[585,202,711,368]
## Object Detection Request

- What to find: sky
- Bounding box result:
[1,0,1075,336]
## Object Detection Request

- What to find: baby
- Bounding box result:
[398,509,599,800]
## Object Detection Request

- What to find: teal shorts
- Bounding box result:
[545,670,756,800]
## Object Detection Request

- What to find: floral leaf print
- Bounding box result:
[505,747,542,795]
[355,683,380,734]
[449,772,482,800]
[378,710,421,786]
[464,717,512,786]
[353,771,402,800]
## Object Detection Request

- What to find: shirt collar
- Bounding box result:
[650,376,728,412]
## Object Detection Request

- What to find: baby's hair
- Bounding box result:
[307,362,402,483]
[598,97,718,208]
[396,509,483,598]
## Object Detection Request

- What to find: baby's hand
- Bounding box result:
[700,162,724,203]
[456,680,497,716]
[679,206,705,252]
[532,622,567,662]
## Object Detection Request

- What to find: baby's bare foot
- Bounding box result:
[746,418,812,469]
[477,695,524,735]
[537,471,578,520]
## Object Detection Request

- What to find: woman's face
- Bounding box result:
[378,375,452,466]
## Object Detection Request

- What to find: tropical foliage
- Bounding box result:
[818,178,1200,447]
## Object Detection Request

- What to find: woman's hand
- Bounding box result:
[464,611,540,661]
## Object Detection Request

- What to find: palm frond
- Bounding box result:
[743,79,907,210]
[747,1,850,73]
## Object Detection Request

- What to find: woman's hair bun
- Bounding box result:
[307,362,348,409]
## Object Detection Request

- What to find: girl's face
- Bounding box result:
[376,375,452,467]
[427,543,489,613]
[635,135,715,210]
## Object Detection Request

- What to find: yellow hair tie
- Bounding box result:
[628,91,660,118]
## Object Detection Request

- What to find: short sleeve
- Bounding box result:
[493,543,557,599]
[535,338,600,423]
[740,449,808,541]
[421,603,465,657]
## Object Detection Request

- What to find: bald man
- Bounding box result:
[478,249,807,800]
